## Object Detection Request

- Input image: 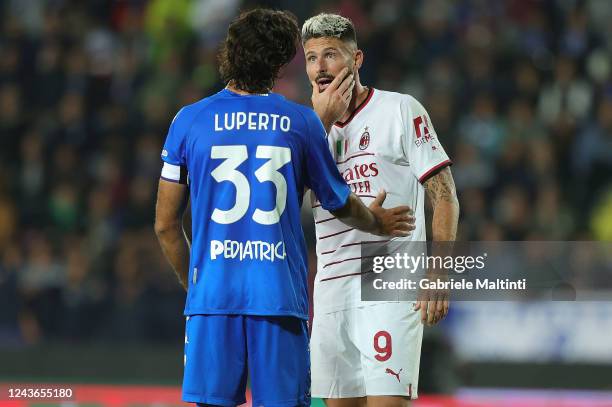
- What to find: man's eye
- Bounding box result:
[325,53,335,59]
[308,56,316,62]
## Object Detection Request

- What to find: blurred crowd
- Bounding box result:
[0,0,611,345]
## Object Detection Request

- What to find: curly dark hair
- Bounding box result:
[218,9,300,94]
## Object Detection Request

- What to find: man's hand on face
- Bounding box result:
[311,67,355,130]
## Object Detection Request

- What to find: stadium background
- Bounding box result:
[1,0,611,405]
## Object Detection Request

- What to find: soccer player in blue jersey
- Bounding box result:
[154,9,414,407]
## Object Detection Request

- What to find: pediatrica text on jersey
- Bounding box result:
[214,112,291,132]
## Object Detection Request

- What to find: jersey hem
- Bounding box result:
[313,300,402,315]
[252,396,311,407]
[418,159,452,184]
[184,309,308,320]
[311,393,364,399]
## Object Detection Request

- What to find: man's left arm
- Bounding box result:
[424,166,459,242]
[416,166,460,325]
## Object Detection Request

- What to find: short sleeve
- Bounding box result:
[160,108,188,184]
[303,109,351,211]
[401,96,452,183]
[161,108,187,166]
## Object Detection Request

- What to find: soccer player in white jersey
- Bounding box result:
[302,13,460,407]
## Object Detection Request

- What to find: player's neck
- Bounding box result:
[226,81,270,96]
[339,83,369,123]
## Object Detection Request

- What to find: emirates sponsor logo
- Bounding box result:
[341,162,379,182]
[341,162,378,194]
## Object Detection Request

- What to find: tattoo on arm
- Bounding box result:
[424,166,459,242]
[424,167,458,207]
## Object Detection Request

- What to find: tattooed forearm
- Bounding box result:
[424,167,457,206]
[424,167,459,241]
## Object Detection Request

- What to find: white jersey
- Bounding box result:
[311,88,451,313]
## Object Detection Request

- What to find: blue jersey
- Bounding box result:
[161,89,350,319]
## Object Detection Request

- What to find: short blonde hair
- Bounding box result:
[301,13,357,46]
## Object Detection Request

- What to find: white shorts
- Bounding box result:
[310,302,423,399]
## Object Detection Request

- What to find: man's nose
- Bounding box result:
[316,59,327,73]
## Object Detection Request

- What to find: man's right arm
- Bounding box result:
[331,191,414,237]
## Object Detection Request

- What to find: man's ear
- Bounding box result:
[354,49,363,70]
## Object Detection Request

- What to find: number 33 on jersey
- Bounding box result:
[210,145,290,225]
[160,89,351,320]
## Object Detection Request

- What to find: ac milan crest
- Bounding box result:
[359,127,370,150]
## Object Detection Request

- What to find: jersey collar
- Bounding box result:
[334,87,374,128]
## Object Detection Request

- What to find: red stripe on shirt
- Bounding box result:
[318,227,354,240]
[336,152,375,165]
[320,270,373,282]
[315,216,337,224]
[418,159,452,184]
[318,239,391,256]
[322,256,366,269]
[322,253,389,270]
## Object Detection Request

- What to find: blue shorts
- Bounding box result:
[182,314,310,406]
